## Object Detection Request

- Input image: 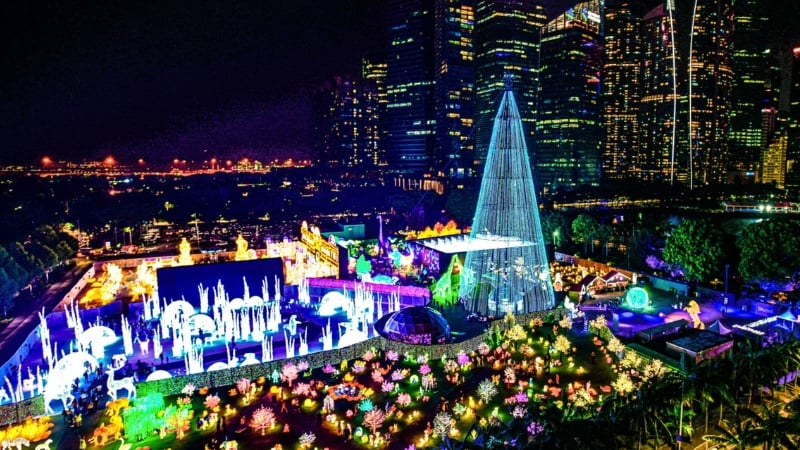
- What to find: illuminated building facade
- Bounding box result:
[474,0,546,169]
[434,0,475,177]
[761,129,788,190]
[787,47,800,194]
[385,0,436,172]
[728,0,769,174]
[299,221,341,278]
[362,58,388,167]
[686,0,733,185]
[602,2,641,180]
[536,0,604,189]
[637,3,682,182]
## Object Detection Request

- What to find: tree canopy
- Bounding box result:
[571,214,599,255]
[0,223,79,316]
[663,218,724,282]
[541,210,569,248]
[737,219,800,289]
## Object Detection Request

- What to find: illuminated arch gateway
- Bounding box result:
[459,85,556,316]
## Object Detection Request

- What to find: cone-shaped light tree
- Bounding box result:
[459,83,555,315]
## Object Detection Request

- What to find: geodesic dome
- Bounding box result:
[377,306,451,345]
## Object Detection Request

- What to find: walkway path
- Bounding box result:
[0,260,92,368]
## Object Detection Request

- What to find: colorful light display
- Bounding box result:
[460,85,555,315]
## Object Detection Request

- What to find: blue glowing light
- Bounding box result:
[459,87,555,316]
[626,287,649,310]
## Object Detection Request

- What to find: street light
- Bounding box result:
[724,263,729,294]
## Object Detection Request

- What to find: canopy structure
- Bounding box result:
[707,320,732,335]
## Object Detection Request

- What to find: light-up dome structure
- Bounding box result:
[376,306,451,345]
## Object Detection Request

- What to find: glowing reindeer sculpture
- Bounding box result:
[106,362,136,402]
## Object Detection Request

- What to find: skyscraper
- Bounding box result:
[434,0,475,176]
[786,46,800,194]
[536,0,604,189]
[759,106,787,189]
[385,0,436,172]
[638,2,682,183]
[460,83,555,315]
[603,3,641,180]
[311,76,361,167]
[362,58,388,167]
[686,0,733,185]
[474,0,546,169]
[728,0,769,175]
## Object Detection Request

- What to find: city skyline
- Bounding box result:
[2,0,799,175]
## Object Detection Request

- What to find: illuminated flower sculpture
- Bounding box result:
[204,394,220,410]
[362,409,386,434]
[432,411,452,438]
[477,379,498,403]
[528,421,544,436]
[397,393,412,407]
[249,406,276,435]
[298,431,316,448]
[281,363,299,387]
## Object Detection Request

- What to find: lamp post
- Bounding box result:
[724,263,729,294]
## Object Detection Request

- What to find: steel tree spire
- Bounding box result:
[459,85,555,315]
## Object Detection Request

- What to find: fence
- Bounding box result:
[136,308,565,397]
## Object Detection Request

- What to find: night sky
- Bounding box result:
[1,1,797,165]
[0,0,385,164]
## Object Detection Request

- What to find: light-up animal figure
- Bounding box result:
[106,367,136,401]
[684,300,705,329]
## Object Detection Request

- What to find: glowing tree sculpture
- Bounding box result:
[459,84,555,315]
[250,406,276,435]
[280,362,299,387]
[432,411,452,438]
[362,409,385,435]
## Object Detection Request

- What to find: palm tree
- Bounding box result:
[749,402,800,450]
[689,359,735,433]
[754,342,792,401]
[705,391,800,449]
[617,371,684,449]
[731,338,763,407]
[702,414,762,450]
[594,394,634,449]
[776,338,800,391]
